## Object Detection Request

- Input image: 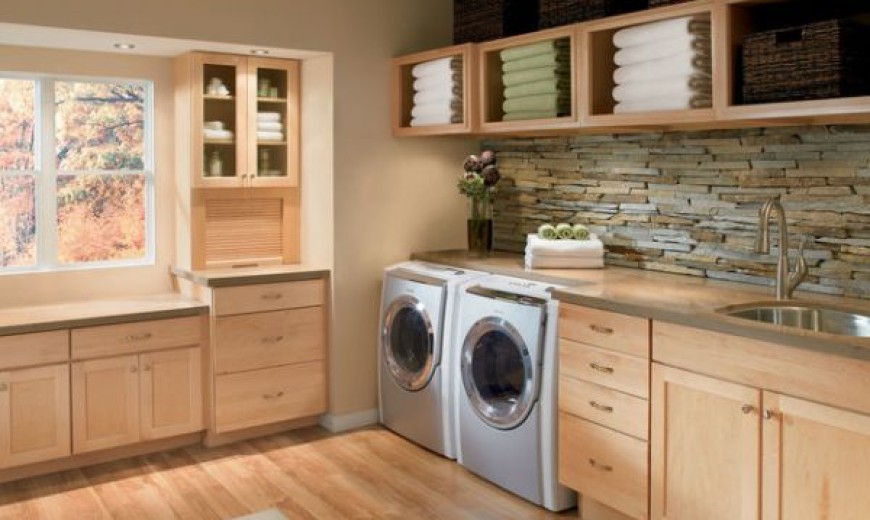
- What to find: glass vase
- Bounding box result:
[467,193,493,256]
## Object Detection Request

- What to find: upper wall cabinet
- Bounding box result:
[391,0,870,135]
[176,52,300,188]
[392,44,478,136]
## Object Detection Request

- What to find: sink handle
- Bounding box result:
[787,235,809,297]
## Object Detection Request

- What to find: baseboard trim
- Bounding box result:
[319,409,379,433]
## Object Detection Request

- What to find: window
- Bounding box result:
[0,75,153,272]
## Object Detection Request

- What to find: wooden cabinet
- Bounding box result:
[202,277,328,439]
[558,303,651,520]
[72,347,203,453]
[177,52,300,189]
[0,364,71,469]
[652,322,870,520]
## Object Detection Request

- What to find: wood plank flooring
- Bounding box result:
[0,426,578,519]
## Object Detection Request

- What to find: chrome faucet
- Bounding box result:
[756,197,808,300]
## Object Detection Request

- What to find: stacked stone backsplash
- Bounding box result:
[485,125,870,299]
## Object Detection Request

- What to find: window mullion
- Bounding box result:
[37,78,58,270]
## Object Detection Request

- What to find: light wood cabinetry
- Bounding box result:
[140,347,203,441]
[558,303,651,520]
[652,322,870,520]
[0,364,70,469]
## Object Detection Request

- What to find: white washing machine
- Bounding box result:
[378,261,487,459]
[455,274,576,512]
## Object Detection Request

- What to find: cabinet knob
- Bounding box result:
[589,362,614,374]
[143,364,152,372]
[588,458,613,472]
[588,401,614,413]
[130,366,139,373]
[741,404,756,415]
[763,409,776,420]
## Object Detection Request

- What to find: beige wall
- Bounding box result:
[0,1,476,415]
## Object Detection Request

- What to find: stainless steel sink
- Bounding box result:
[717,302,870,337]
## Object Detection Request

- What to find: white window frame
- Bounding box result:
[0,72,155,274]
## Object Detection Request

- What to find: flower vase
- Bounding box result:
[467,193,493,256]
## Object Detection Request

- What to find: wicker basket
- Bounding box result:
[538,0,646,29]
[454,0,539,44]
[742,19,870,104]
[648,0,693,7]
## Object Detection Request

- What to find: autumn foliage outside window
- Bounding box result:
[0,77,152,270]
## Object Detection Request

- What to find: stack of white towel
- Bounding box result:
[612,16,712,113]
[257,112,284,141]
[410,57,463,127]
[525,233,605,269]
[203,121,233,141]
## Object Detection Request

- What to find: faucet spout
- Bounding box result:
[756,197,807,300]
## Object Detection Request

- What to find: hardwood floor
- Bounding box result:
[0,426,578,519]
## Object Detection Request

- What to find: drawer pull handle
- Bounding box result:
[143,364,152,372]
[589,362,614,374]
[589,324,614,335]
[262,335,285,344]
[0,383,7,392]
[261,292,284,300]
[589,401,614,413]
[764,409,777,420]
[263,391,285,400]
[741,404,756,415]
[588,458,613,472]
[125,332,153,342]
[130,365,138,373]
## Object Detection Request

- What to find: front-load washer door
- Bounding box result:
[382,295,438,391]
[461,317,539,430]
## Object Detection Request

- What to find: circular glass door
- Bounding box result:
[382,295,436,391]
[461,317,537,430]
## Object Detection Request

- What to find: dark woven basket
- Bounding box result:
[538,0,646,29]
[742,19,870,104]
[648,0,693,7]
[454,0,539,44]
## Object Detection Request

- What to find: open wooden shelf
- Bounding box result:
[391,44,478,136]
[392,0,870,135]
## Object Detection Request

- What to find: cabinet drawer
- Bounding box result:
[0,331,68,370]
[560,376,648,440]
[215,307,325,374]
[560,339,649,399]
[560,304,649,358]
[72,316,202,360]
[213,279,325,316]
[214,361,326,433]
[559,412,648,520]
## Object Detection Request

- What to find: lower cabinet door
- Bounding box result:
[0,364,71,468]
[214,361,325,433]
[72,355,140,453]
[763,391,870,520]
[140,347,203,440]
[651,363,761,520]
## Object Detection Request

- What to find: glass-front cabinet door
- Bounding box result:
[190,52,299,188]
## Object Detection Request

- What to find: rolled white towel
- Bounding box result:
[614,52,710,84]
[525,254,604,269]
[525,233,603,258]
[412,57,459,79]
[414,73,461,92]
[410,114,462,127]
[614,93,712,113]
[257,112,281,122]
[203,129,234,140]
[411,101,462,119]
[257,121,284,132]
[256,131,284,141]
[613,75,711,102]
[413,90,461,105]
[614,16,711,49]
[614,35,710,66]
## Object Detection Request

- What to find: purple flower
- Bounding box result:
[480,150,496,167]
[482,165,500,187]
[463,155,481,172]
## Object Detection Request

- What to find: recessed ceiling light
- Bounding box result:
[250,48,270,55]
[113,43,136,50]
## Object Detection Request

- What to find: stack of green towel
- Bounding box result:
[500,39,571,122]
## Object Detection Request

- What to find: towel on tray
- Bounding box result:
[414,73,461,92]
[614,35,710,66]
[613,15,710,48]
[256,131,284,141]
[614,92,711,113]
[613,75,711,102]
[257,112,281,122]
[503,93,569,113]
[203,129,234,140]
[501,39,569,62]
[412,57,460,79]
[410,114,462,127]
[504,79,570,98]
[526,233,603,257]
[524,254,605,269]
[256,121,284,132]
[614,52,710,84]
[503,52,565,73]
[503,66,570,87]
